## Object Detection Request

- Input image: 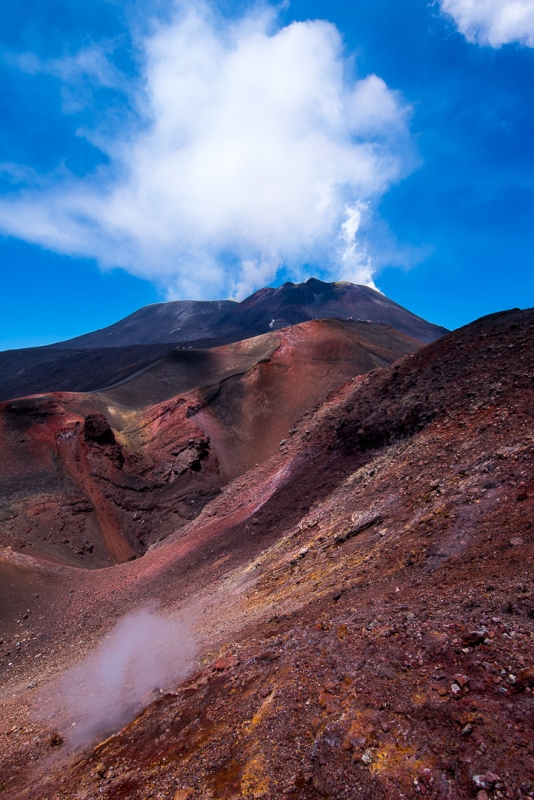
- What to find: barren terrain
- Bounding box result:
[0,307,533,799]
[0,319,419,569]
[0,279,447,403]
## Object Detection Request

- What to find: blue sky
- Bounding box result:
[1,0,533,349]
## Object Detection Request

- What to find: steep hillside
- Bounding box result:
[0,320,420,569]
[0,307,532,799]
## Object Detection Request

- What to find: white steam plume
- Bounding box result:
[440,0,534,47]
[0,3,412,299]
[40,608,195,747]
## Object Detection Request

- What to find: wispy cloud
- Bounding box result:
[0,3,413,299]
[7,44,128,114]
[440,0,534,47]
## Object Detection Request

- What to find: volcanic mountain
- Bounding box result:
[0,279,447,402]
[56,278,447,348]
[0,305,533,799]
[0,319,422,568]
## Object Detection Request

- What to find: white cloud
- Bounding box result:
[12,47,121,86]
[440,0,534,47]
[0,4,413,299]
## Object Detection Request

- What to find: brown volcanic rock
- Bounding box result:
[83,413,118,445]
[176,318,423,478]
[0,319,419,569]
[0,308,533,799]
[0,390,222,569]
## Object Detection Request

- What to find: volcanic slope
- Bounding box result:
[56,277,448,349]
[0,319,420,569]
[1,307,533,799]
[0,343,178,404]
[0,280,446,403]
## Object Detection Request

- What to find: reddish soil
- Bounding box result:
[0,319,419,568]
[1,308,533,799]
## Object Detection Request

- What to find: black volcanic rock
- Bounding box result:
[218,279,448,344]
[0,344,181,403]
[55,299,237,348]
[54,279,448,349]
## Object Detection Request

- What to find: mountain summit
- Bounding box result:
[56,279,448,349]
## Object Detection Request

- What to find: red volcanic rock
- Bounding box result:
[423,631,448,653]
[510,536,525,547]
[514,667,534,692]
[452,673,469,689]
[0,307,533,800]
[0,319,420,568]
[211,655,240,672]
[461,630,487,647]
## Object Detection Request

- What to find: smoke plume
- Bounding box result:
[42,608,196,747]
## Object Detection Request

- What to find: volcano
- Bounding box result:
[1,290,533,799]
[0,279,447,402]
[54,278,448,349]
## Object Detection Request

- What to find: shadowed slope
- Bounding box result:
[0,344,177,403]
[0,307,533,799]
[56,299,237,348]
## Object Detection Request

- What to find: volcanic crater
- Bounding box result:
[0,293,533,800]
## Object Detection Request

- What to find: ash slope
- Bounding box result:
[55,278,448,349]
[0,319,419,570]
[0,343,177,404]
[1,307,533,799]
